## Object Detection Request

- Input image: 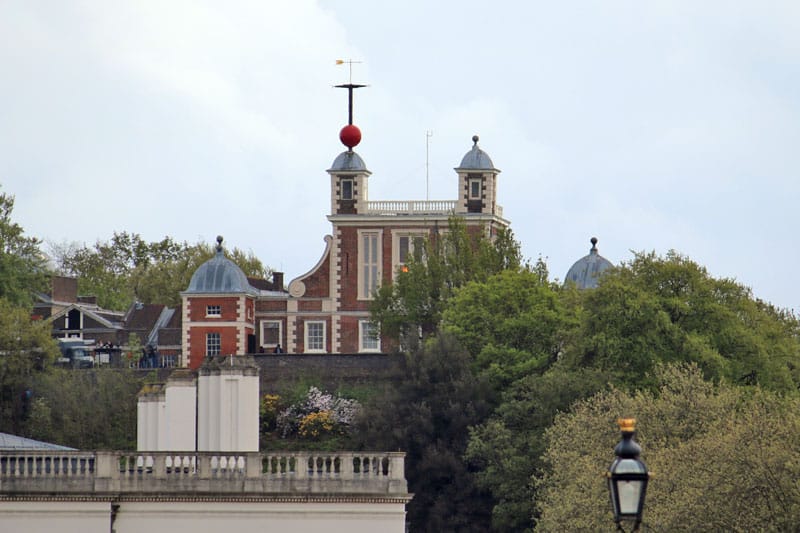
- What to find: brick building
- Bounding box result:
[180,131,510,368]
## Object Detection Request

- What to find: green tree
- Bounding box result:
[23,367,146,449]
[0,299,59,433]
[535,364,800,532]
[562,251,800,391]
[371,217,523,349]
[466,366,610,532]
[442,264,575,389]
[51,233,270,310]
[0,190,48,306]
[354,334,494,531]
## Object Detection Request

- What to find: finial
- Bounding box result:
[590,237,598,252]
[472,135,479,146]
[617,418,636,433]
[216,235,223,253]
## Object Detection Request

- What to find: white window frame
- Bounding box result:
[358,230,382,300]
[206,304,221,317]
[392,231,426,279]
[206,332,221,356]
[341,178,354,200]
[304,321,326,353]
[469,178,482,200]
[358,320,380,353]
[260,320,282,348]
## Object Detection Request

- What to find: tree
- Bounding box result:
[0,190,48,306]
[442,264,575,389]
[370,217,523,348]
[23,367,146,449]
[354,334,495,531]
[562,251,800,391]
[0,299,59,433]
[535,363,800,532]
[51,233,270,310]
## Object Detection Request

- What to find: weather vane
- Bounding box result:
[335,59,367,149]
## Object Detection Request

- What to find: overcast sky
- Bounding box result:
[2,1,798,311]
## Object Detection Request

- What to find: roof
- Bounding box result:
[0,432,76,451]
[456,135,497,171]
[329,150,368,172]
[184,237,259,296]
[564,237,614,289]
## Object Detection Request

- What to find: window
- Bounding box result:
[358,231,382,299]
[393,232,426,278]
[206,332,221,356]
[469,178,482,199]
[206,305,221,317]
[359,320,380,352]
[305,321,325,353]
[341,178,354,200]
[261,320,282,348]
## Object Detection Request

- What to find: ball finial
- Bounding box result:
[472,135,479,145]
[340,124,362,149]
[216,235,224,252]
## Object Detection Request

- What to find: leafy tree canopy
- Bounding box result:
[354,334,495,531]
[50,232,270,310]
[536,363,800,532]
[0,190,48,306]
[442,264,577,389]
[370,217,523,349]
[562,250,800,391]
[0,298,60,434]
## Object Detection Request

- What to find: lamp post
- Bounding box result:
[607,418,649,532]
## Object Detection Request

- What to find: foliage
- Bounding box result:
[465,366,611,532]
[298,410,336,439]
[370,217,523,349]
[50,232,270,310]
[0,299,60,434]
[260,393,281,433]
[275,386,360,440]
[535,363,800,532]
[562,251,800,391]
[353,334,495,532]
[442,266,577,389]
[0,190,48,306]
[22,367,146,449]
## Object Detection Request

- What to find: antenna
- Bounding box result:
[425,131,433,201]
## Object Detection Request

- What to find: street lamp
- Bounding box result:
[607,418,649,532]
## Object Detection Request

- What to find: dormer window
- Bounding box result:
[341,178,354,200]
[206,305,221,317]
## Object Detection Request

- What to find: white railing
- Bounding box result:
[365,200,457,215]
[0,450,407,495]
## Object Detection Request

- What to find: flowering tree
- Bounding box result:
[276,387,361,440]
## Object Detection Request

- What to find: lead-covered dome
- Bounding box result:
[457,135,496,170]
[565,237,613,289]
[329,150,368,172]
[186,236,258,295]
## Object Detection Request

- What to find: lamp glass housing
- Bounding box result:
[608,456,648,521]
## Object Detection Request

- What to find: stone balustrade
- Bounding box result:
[0,450,407,496]
[364,200,503,218]
[365,200,457,215]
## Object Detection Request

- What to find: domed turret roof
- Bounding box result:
[565,237,613,289]
[457,135,497,171]
[185,236,258,295]
[329,150,368,172]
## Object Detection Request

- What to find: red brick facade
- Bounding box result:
[182,137,508,362]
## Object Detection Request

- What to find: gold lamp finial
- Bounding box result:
[617,418,636,432]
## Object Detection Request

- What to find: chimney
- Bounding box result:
[272,272,284,291]
[51,276,78,303]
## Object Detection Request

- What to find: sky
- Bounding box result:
[2,1,799,311]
